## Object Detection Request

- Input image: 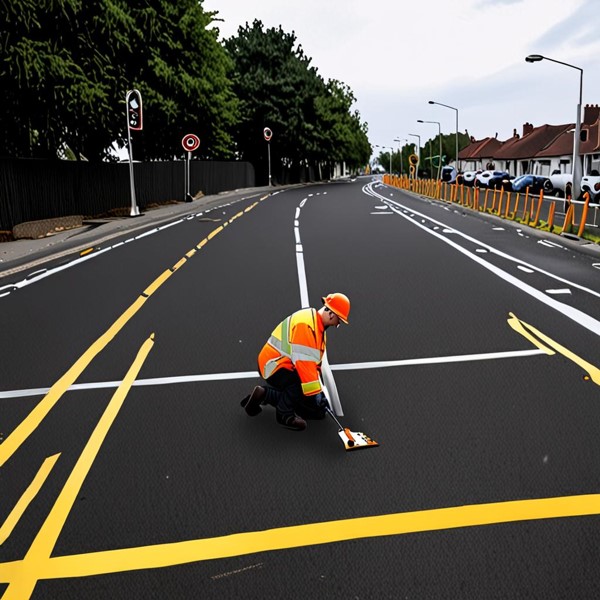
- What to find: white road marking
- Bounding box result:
[368,182,600,338]
[546,289,572,295]
[0,349,547,400]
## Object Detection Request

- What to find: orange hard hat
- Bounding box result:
[322,292,350,324]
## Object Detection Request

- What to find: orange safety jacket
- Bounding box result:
[258,308,326,396]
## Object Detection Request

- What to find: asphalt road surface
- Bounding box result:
[1,177,600,599]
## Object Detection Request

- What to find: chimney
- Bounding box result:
[583,103,600,125]
[523,122,534,136]
[513,128,520,138]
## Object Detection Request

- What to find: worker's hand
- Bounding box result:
[314,392,329,410]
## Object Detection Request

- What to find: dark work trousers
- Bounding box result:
[263,368,325,420]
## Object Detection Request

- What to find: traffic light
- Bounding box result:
[126,89,143,131]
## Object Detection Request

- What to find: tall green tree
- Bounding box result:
[0,0,130,159]
[0,0,238,161]
[123,0,238,160]
[225,20,370,183]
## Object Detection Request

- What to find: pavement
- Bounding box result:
[0,185,281,280]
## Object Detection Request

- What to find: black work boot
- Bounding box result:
[276,412,307,431]
[241,386,266,416]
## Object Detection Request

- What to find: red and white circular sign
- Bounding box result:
[263,127,273,142]
[182,134,200,152]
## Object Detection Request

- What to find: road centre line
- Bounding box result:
[1,493,599,582]
[369,182,600,339]
[0,197,268,466]
[0,349,548,400]
[2,335,155,600]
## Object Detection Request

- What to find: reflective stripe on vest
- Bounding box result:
[301,379,321,395]
[266,309,322,366]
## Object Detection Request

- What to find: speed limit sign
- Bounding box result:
[182,134,200,152]
[263,127,273,142]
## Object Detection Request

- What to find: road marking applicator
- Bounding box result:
[325,407,379,452]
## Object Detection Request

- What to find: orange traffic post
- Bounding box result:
[521,195,529,223]
[561,203,574,234]
[547,201,556,232]
[497,188,504,216]
[530,189,544,228]
[578,192,591,237]
[511,192,520,220]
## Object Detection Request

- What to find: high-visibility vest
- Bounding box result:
[258,308,326,396]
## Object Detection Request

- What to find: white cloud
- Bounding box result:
[203,0,600,151]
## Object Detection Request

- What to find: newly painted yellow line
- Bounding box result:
[507,313,554,355]
[0,200,265,467]
[0,494,598,583]
[141,269,173,297]
[510,313,600,384]
[2,335,155,600]
[0,454,60,546]
[79,248,94,257]
[0,294,146,467]
[207,226,223,240]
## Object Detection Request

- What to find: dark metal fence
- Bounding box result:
[0,159,255,231]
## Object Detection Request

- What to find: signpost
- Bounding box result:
[263,127,273,186]
[181,134,200,202]
[125,90,143,216]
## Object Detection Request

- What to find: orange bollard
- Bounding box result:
[578,192,591,237]
[511,192,520,220]
[530,189,544,227]
[547,201,556,232]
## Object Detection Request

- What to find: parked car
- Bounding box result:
[549,170,573,198]
[580,170,600,203]
[509,174,553,194]
[441,166,457,183]
[475,170,510,189]
[461,170,481,186]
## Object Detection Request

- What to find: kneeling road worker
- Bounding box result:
[241,293,350,431]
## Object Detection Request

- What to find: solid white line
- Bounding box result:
[296,250,310,308]
[331,349,546,371]
[370,183,600,338]
[0,349,547,400]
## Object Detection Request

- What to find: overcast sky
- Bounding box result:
[202,0,600,155]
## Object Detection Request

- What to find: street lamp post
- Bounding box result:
[429,100,459,172]
[409,133,421,176]
[525,54,583,199]
[417,120,442,179]
[393,137,407,176]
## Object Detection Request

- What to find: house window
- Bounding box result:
[537,160,551,176]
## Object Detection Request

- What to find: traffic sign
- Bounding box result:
[409,153,419,166]
[182,134,200,152]
[126,90,143,131]
[263,127,273,142]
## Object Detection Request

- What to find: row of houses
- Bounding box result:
[458,104,600,177]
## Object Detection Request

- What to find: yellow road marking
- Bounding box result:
[509,313,600,384]
[79,248,94,257]
[172,257,187,271]
[507,313,554,355]
[2,335,155,599]
[0,494,598,582]
[0,199,266,467]
[0,295,146,468]
[0,454,60,546]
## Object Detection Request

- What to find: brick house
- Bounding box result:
[458,104,600,177]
